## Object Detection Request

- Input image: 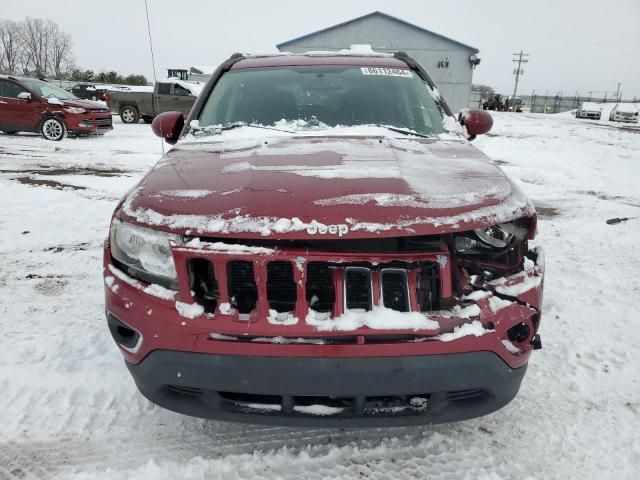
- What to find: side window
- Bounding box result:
[0,80,27,98]
[157,83,171,95]
[173,84,191,96]
[72,85,81,91]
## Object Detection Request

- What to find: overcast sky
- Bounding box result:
[3,0,640,98]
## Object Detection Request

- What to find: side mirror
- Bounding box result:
[458,108,493,140]
[17,92,32,101]
[151,111,184,144]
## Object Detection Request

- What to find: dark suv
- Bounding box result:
[69,83,108,101]
[0,76,112,140]
[104,50,544,426]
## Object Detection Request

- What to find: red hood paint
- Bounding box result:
[117,135,534,239]
[60,98,107,110]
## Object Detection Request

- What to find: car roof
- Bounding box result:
[230,54,410,70]
[0,75,44,83]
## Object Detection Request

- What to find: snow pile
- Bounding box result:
[436,320,493,342]
[493,274,542,297]
[218,302,233,315]
[107,264,176,301]
[183,238,275,255]
[305,306,440,332]
[175,301,204,319]
[293,404,344,416]
[267,309,299,325]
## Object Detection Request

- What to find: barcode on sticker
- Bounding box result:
[360,67,413,78]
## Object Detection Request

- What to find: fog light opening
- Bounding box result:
[507,322,531,343]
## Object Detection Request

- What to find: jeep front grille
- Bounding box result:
[174,243,450,335]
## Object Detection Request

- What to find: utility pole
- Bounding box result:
[512,50,529,100]
[615,83,621,101]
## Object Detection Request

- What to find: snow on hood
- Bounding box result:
[580,102,603,112]
[613,103,639,113]
[118,131,534,239]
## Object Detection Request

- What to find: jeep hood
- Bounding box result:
[118,135,534,239]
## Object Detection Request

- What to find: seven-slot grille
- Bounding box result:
[182,249,446,329]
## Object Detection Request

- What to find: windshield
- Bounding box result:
[20,79,76,100]
[197,66,446,135]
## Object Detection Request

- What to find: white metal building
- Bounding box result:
[277,11,480,112]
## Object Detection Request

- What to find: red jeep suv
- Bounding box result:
[0,76,112,140]
[104,50,544,426]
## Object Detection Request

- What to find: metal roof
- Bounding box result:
[277,11,479,54]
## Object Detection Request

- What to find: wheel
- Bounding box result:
[119,106,140,124]
[40,117,66,141]
[142,116,153,124]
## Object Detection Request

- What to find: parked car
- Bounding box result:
[105,79,202,124]
[506,96,524,112]
[104,50,544,426]
[609,103,639,123]
[0,75,112,140]
[69,83,108,101]
[575,102,602,120]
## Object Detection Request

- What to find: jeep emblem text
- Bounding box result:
[307,222,349,236]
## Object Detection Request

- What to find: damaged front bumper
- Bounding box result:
[103,240,544,424]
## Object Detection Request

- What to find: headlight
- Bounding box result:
[455,220,528,253]
[110,218,181,283]
[63,106,86,114]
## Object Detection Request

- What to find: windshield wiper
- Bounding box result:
[190,122,295,136]
[375,125,433,138]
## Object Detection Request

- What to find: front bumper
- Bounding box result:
[67,114,113,134]
[126,348,527,426]
[105,242,543,424]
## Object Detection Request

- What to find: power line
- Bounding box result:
[512,50,529,100]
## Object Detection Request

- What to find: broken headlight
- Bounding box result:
[110,218,181,285]
[455,220,528,253]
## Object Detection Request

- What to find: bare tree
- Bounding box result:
[0,17,74,78]
[47,23,73,78]
[21,17,54,77]
[0,19,24,74]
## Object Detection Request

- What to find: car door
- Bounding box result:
[71,85,84,99]
[172,84,196,117]
[0,79,41,131]
[154,82,174,114]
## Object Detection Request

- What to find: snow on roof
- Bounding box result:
[164,77,204,96]
[190,66,217,75]
[245,44,393,59]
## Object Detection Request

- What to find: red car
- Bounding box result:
[0,76,112,140]
[104,51,544,426]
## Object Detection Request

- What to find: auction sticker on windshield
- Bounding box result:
[360,67,413,78]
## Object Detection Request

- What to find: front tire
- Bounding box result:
[40,117,66,141]
[120,106,140,124]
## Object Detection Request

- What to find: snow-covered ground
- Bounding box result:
[0,113,639,479]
